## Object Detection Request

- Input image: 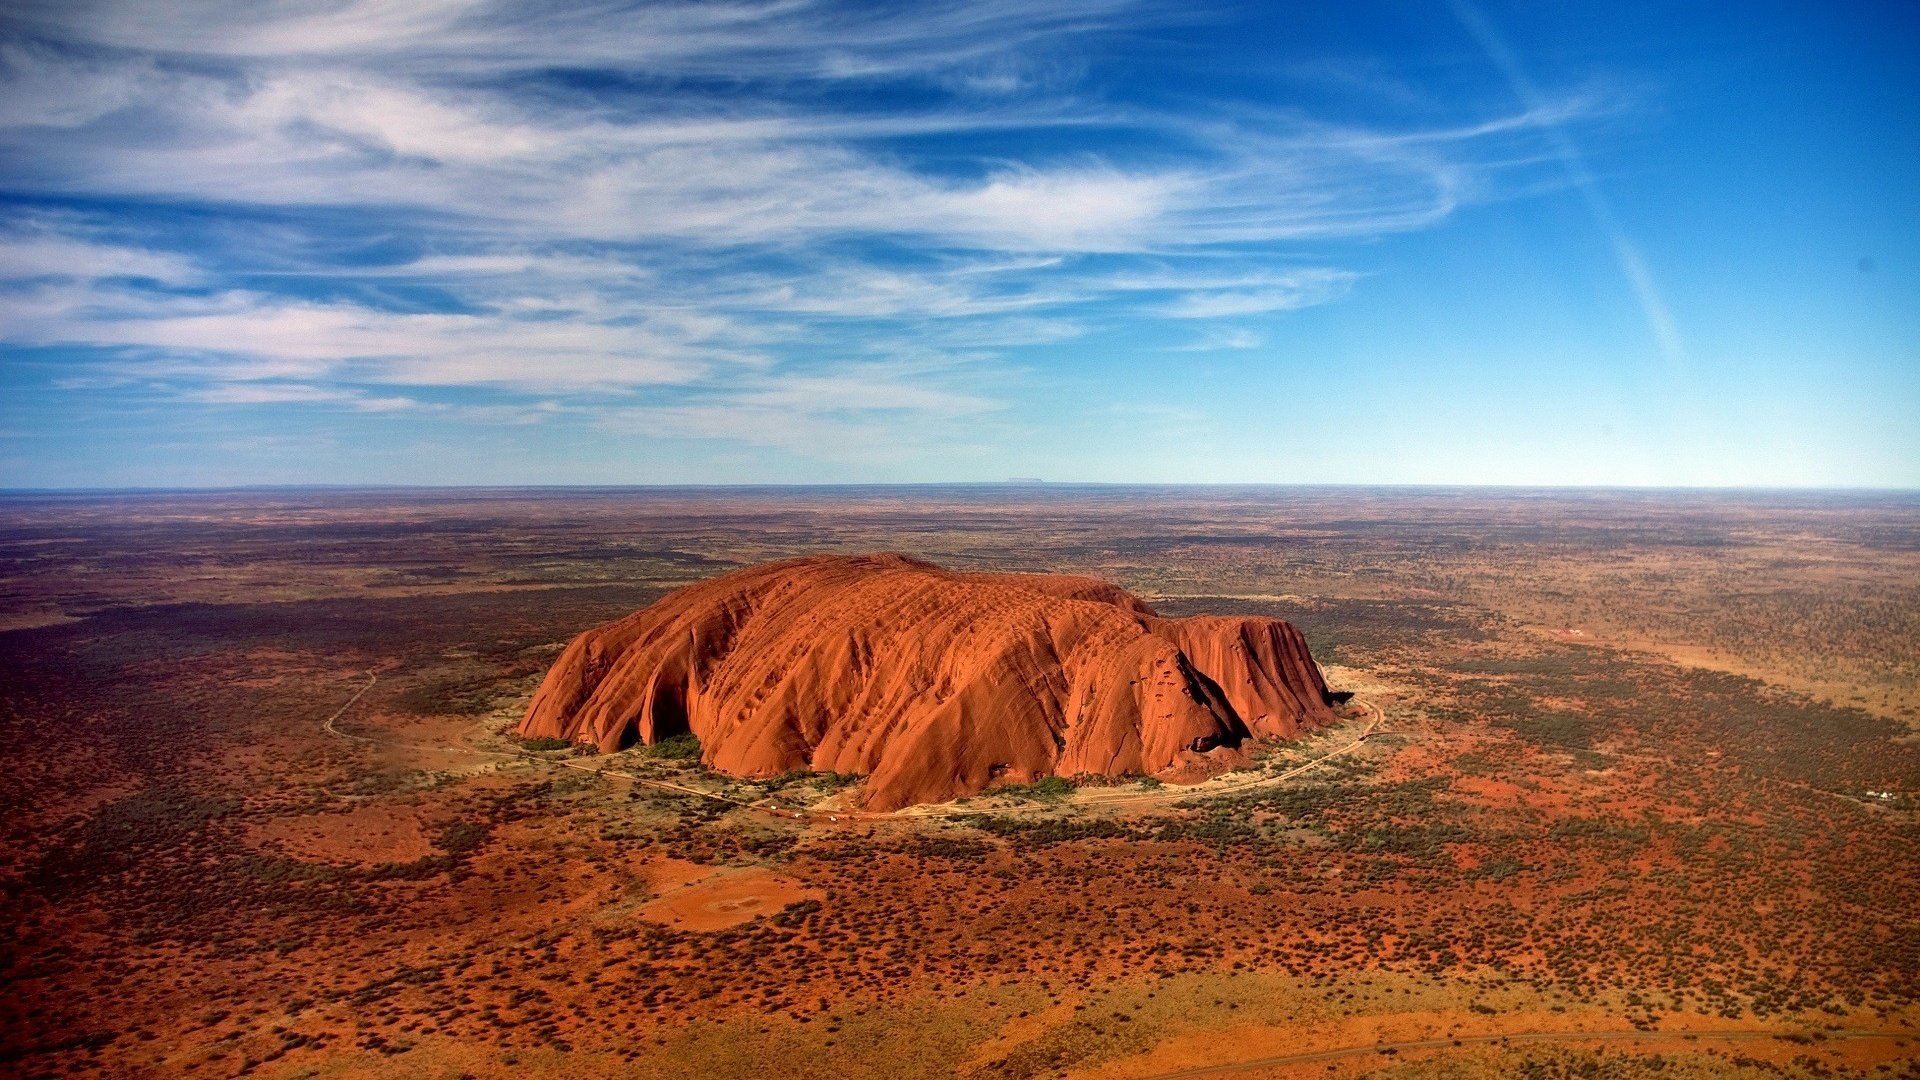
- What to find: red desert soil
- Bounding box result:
[245,803,434,866]
[636,861,824,932]
[520,553,1339,810]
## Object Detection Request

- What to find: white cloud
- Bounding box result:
[180,382,418,411]
[0,23,1589,251]
[1,282,723,389]
[6,0,1148,79]
[1174,328,1263,351]
[0,227,200,283]
[0,0,1619,471]
[1158,273,1357,318]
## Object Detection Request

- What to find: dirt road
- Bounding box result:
[319,669,379,743]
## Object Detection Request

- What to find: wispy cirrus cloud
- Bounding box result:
[4,0,1147,76]
[1173,328,1263,352]
[0,212,206,284]
[1,278,732,388]
[178,381,419,412]
[0,0,1622,471]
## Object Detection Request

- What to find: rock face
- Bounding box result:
[519,554,1339,811]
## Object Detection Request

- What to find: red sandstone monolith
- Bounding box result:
[519,554,1337,811]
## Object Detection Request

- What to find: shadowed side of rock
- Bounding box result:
[1152,615,1333,742]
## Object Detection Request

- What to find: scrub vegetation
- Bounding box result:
[1,487,1915,1078]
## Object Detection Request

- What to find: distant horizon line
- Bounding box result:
[4,481,1918,497]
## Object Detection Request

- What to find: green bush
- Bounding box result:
[644,732,702,760]
[1001,775,1075,802]
[517,736,572,752]
[435,821,490,855]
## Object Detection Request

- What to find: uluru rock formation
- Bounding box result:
[519,554,1340,811]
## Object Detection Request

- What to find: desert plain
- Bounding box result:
[1,485,1917,1079]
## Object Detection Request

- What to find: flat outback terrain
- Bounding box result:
[2,486,1918,1080]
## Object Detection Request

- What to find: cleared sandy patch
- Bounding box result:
[636,865,822,932]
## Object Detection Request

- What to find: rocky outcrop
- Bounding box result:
[519,554,1338,811]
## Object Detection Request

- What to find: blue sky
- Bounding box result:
[1,0,1914,488]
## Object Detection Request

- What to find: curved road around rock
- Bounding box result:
[321,668,1389,824]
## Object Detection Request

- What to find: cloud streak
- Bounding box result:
[1450,0,1687,369]
[0,0,1620,469]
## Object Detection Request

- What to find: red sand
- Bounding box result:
[637,866,823,932]
[246,804,435,866]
